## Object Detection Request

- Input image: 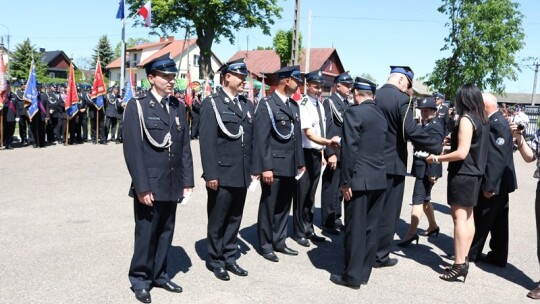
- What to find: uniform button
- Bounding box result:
[171,167,174,170]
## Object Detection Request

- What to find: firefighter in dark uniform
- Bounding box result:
[77,86,88,143]
[374,66,441,268]
[57,84,68,144]
[28,82,48,148]
[2,82,16,149]
[44,84,57,144]
[14,81,29,146]
[330,77,387,289]
[87,90,106,145]
[199,58,255,280]
[116,90,125,143]
[105,86,121,142]
[434,92,450,135]
[123,53,194,304]
[321,72,353,234]
[293,70,340,248]
[253,65,305,263]
[468,93,517,267]
[190,91,201,139]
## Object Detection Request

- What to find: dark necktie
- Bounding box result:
[161,97,168,114]
[316,100,325,138]
[233,97,242,113]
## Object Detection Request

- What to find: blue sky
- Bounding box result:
[1,0,539,94]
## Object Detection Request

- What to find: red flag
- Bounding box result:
[203,78,212,98]
[65,63,79,110]
[260,76,266,98]
[185,70,193,106]
[247,75,254,101]
[91,58,107,99]
[138,1,152,27]
[291,87,302,101]
[0,51,7,107]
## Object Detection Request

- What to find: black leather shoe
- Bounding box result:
[306,232,327,242]
[226,263,248,276]
[156,281,182,293]
[329,274,360,290]
[213,267,230,281]
[321,225,340,235]
[262,252,279,262]
[374,258,398,268]
[275,247,298,256]
[134,289,151,303]
[295,237,310,247]
[479,254,507,268]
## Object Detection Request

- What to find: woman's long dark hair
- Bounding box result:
[454,83,488,125]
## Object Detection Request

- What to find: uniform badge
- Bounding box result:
[295,113,300,122]
[281,120,286,126]
[149,100,155,108]
[247,111,252,124]
[224,97,230,104]
[312,122,316,127]
[496,137,505,146]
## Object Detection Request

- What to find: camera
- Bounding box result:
[517,123,526,131]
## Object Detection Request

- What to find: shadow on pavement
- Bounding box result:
[475,261,537,290]
[167,245,192,279]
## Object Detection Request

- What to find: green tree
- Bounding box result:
[114,37,151,58]
[10,38,48,82]
[124,0,282,79]
[93,35,114,78]
[424,0,525,100]
[273,28,302,67]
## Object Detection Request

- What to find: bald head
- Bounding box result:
[482,93,498,115]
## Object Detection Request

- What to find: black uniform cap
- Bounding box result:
[389,65,414,83]
[144,52,178,75]
[352,77,377,92]
[417,97,437,110]
[218,58,248,76]
[275,65,302,82]
[433,92,445,100]
[305,70,324,84]
[334,72,353,84]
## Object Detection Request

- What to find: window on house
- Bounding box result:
[180,73,187,79]
[193,54,200,66]
[48,72,55,78]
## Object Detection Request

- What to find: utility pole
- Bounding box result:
[532,62,539,106]
[291,0,301,65]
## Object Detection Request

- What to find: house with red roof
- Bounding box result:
[227,48,346,95]
[106,36,223,88]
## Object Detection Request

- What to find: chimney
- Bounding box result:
[39,48,45,53]
[159,37,166,42]
[168,36,175,42]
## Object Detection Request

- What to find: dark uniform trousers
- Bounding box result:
[253,93,304,255]
[89,108,106,142]
[190,99,201,139]
[199,91,254,268]
[2,93,17,148]
[374,84,441,264]
[16,91,29,144]
[468,110,516,265]
[294,149,322,238]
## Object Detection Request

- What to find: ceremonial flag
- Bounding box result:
[138,1,152,27]
[0,51,7,109]
[247,75,254,102]
[23,61,39,120]
[257,76,266,101]
[203,78,212,98]
[185,70,193,106]
[123,68,134,104]
[116,0,125,19]
[91,57,107,109]
[65,63,79,119]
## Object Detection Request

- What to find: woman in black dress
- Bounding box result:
[427,84,489,282]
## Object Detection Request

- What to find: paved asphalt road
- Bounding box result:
[0,140,538,303]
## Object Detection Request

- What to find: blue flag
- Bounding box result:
[123,77,134,104]
[93,95,104,110]
[116,0,125,19]
[66,104,79,119]
[24,62,39,120]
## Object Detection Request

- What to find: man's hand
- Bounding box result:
[329,136,341,150]
[183,187,193,196]
[137,191,154,206]
[341,186,352,201]
[262,170,273,185]
[206,179,219,191]
[327,155,337,170]
[483,191,495,199]
[428,176,437,184]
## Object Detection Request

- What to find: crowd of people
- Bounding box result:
[3,53,539,302]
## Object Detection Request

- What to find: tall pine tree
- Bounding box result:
[10,38,47,82]
[93,35,114,78]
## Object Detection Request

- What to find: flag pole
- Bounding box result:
[65,116,70,146]
[0,114,3,148]
[96,110,99,143]
[120,0,126,93]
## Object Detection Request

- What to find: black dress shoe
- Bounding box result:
[275,247,298,256]
[374,258,398,268]
[321,225,340,235]
[156,281,182,293]
[329,274,360,290]
[306,232,327,242]
[479,254,507,268]
[213,267,230,281]
[262,252,279,262]
[295,237,310,247]
[226,263,248,276]
[134,289,151,303]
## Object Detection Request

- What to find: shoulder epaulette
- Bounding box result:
[300,96,308,105]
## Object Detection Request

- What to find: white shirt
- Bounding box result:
[299,94,326,150]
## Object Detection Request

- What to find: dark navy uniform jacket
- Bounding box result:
[436,104,450,135]
[16,90,27,117]
[123,93,194,202]
[482,110,517,195]
[323,92,349,161]
[411,117,444,179]
[375,84,442,176]
[199,89,255,188]
[252,92,305,177]
[105,93,122,118]
[340,100,387,191]
[2,92,18,122]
